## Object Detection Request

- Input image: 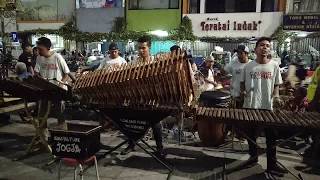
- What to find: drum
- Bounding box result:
[197,91,230,146]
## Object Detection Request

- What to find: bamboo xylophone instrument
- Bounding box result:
[73,52,194,109]
[196,107,320,130]
[0,76,68,101]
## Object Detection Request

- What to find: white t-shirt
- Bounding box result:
[241,60,283,110]
[35,51,70,90]
[224,59,251,97]
[199,69,215,91]
[133,55,154,64]
[97,56,127,70]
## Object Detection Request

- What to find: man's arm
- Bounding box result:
[28,66,34,76]
[61,73,69,83]
[240,65,247,98]
[221,63,231,75]
[204,78,217,86]
[34,56,41,76]
[273,65,283,98]
[58,54,70,83]
[273,85,280,98]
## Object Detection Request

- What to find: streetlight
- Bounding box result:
[149,30,169,37]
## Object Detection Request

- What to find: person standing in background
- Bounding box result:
[19,43,34,76]
[224,45,251,108]
[32,47,39,69]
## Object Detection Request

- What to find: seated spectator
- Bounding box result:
[15,62,32,80]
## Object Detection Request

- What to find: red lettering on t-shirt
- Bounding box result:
[250,71,272,79]
[47,64,57,70]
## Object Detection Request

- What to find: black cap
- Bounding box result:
[109,43,118,50]
[237,44,249,53]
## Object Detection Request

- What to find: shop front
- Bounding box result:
[185,12,283,39]
[183,12,283,56]
[282,14,320,68]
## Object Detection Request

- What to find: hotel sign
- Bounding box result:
[185,12,283,38]
[283,15,320,32]
[201,19,261,31]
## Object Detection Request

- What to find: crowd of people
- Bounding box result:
[8,35,320,178]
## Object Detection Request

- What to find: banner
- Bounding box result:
[77,0,122,9]
[283,15,320,32]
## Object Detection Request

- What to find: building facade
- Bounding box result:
[126,0,182,32]
[283,0,320,57]
[16,0,75,49]
[180,0,285,56]
[184,0,284,39]
[76,0,124,33]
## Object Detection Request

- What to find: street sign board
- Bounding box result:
[283,14,320,32]
[11,32,18,42]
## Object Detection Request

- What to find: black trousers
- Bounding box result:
[246,127,277,169]
[129,122,163,151]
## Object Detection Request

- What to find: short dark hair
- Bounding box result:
[255,37,272,48]
[137,35,151,47]
[36,37,51,49]
[22,42,32,50]
[108,42,118,50]
[170,45,180,52]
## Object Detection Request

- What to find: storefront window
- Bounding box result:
[76,0,124,9]
[17,0,74,21]
[169,0,179,9]
[189,0,200,13]
[128,0,179,10]
[261,0,275,12]
[205,0,256,13]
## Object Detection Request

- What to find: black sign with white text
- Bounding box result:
[283,15,320,32]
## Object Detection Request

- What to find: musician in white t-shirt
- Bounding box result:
[97,43,127,70]
[34,37,70,129]
[224,45,251,107]
[120,36,164,158]
[240,37,286,177]
[199,57,218,91]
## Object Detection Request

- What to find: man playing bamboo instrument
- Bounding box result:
[34,37,70,129]
[97,42,127,70]
[240,37,287,177]
[121,35,164,158]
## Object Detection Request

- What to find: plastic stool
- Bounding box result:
[58,155,99,180]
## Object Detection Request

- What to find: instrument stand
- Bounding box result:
[233,128,305,180]
[99,110,173,172]
[14,100,52,161]
[177,110,184,145]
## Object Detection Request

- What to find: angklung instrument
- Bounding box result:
[73,52,194,109]
[73,51,194,171]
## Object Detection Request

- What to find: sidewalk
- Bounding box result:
[1,116,320,180]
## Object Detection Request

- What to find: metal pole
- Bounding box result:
[56,0,58,20]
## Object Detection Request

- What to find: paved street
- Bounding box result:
[0,115,320,180]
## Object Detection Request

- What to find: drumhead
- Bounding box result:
[200,91,231,100]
